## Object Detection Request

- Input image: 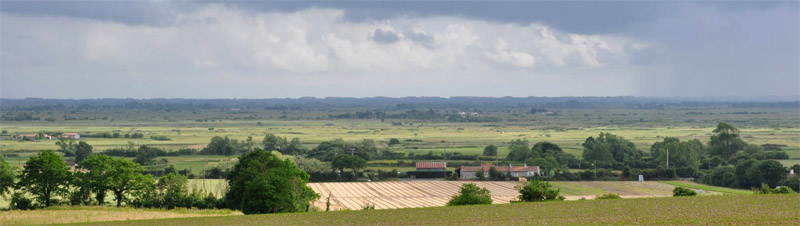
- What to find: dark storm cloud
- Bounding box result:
[1,1,797,98]
[4,1,787,34]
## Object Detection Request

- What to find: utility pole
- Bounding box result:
[666,147,669,169]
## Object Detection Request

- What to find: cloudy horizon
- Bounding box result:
[1,1,798,99]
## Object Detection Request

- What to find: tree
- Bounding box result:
[18,150,72,207]
[135,145,159,166]
[0,155,16,196]
[516,180,564,202]
[55,138,77,157]
[106,157,151,207]
[388,138,400,146]
[331,155,367,179]
[447,183,492,206]
[75,141,93,163]
[77,154,113,205]
[488,166,505,181]
[483,145,498,157]
[475,168,486,180]
[758,160,786,188]
[532,142,563,158]
[582,137,613,162]
[262,134,288,152]
[225,149,319,214]
[651,138,704,169]
[505,139,530,162]
[583,133,642,164]
[709,123,747,159]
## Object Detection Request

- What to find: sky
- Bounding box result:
[0,1,798,99]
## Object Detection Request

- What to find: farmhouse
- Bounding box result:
[456,164,540,179]
[416,162,447,172]
[60,133,81,139]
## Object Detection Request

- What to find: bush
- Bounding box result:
[10,192,35,210]
[447,183,492,206]
[771,186,797,194]
[596,193,621,199]
[673,187,698,196]
[516,180,564,202]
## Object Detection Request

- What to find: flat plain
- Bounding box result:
[70,194,799,225]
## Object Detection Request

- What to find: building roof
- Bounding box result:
[416,162,447,169]
[458,164,540,172]
[62,133,79,136]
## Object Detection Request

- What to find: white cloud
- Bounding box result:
[1,4,649,98]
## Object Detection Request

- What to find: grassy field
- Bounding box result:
[73,194,799,225]
[0,206,241,225]
[660,181,753,195]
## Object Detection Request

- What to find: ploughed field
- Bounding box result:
[306,180,730,210]
[82,194,799,225]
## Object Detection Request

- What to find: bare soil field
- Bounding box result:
[307,181,689,210]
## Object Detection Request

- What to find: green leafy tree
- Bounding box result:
[388,138,400,146]
[709,123,747,159]
[225,149,319,214]
[75,141,93,163]
[447,183,492,206]
[505,139,530,162]
[488,166,505,181]
[532,141,563,158]
[651,138,704,169]
[758,160,787,187]
[77,154,113,205]
[0,155,16,196]
[106,157,152,207]
[331,155,367,179]
[475,168,486,181]
[158,172,189,209]
[583,133,641,164]
[516,180,564,202]
[262,134,288,152]
[483,145,498,157]
[135,145,159,166]
[55,138,77,157]
[18,150,72,207]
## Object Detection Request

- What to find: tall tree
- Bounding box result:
[582,137,613,162]
[225,149,319,214]
[134,145,158,166]
[75,141,93,163]
[651,138,704,169]
[106,157,151,207]
[582,133,641,164]
[77,154,113,205]
[55,138,77,157]
[709,123,747,159]
[505,139,530,162]
[262,134,288,152]
[18,150,72,207]
[331,154,367,179]
[0,155,16,196]
[482,145,498,157]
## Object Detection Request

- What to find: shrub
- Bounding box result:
[771,186,797,194]
[596,193,621,199]
[516,180,564,202]
[10,192,35,210]
[673,187,698,196]
[447,183,492,206]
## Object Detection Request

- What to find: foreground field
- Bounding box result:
[305,180,736,210]
[0,206,241,225]
[81,195,799,225]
